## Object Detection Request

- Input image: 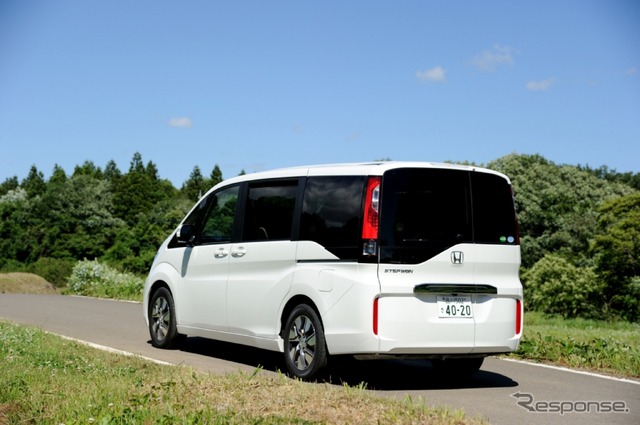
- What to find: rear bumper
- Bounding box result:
[325,292,522,356]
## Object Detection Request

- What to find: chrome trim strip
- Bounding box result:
[413,284,498,295]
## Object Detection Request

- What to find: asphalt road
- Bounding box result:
[1,294,638,425]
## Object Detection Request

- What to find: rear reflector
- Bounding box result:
[515,299,522,335]
[373,297,379,335]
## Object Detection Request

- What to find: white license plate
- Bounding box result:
[437,296,473,318]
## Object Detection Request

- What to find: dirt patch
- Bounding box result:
[0,273,58,295]
[0,402,19,425]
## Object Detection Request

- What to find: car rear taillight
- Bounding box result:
[515,299,522,335]
[362,176,381,256]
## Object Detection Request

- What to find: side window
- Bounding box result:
[300,176,365,260]
[168,195,210,248]
[183,196,210,227]
[241,181,297,241]
[199,186,239,244]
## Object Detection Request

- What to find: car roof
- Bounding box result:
[208,161,510,192]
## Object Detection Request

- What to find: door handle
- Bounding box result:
[214,248,228,258]
[231,247,246,258]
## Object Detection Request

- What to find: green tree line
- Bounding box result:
[0,153,223,283]
[1,153,638,322]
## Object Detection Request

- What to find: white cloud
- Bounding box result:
[526,78,556,91]
[471,44,516,71]
[626,67,637,76]
[168,117,193,128]
[416,66,446,83]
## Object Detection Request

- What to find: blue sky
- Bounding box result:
[1,1,638,187]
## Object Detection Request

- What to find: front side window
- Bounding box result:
[300,176,365,260]
[168,194,211,248]
[379,168,472,264]
[200,186,239,244]
[241,181,298,241]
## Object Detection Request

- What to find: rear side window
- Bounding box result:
[242,181,298,241]
[379,169,472,264]
[300,176,365,260]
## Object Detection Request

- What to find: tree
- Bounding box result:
[104,160,122,181]
[73,161,103,179]
[210,164,223,187]
[104,196,193,273]
[49,164,67,186]
[488,154,636,268]
[591,193,640,321]
[34,174,125,260]
[0,176,19,196]
[181,166,207,201]
[146,161,159,180]
[0,187,31,264]
[522,253,604,319]
[129,152,145,174]
[112,152,174,223]
[22,165,46,198]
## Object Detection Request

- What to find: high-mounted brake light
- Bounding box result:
[362,176,381,256]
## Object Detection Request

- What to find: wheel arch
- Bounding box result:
[146,279,178,323]
[279,295,324,343]
[149,279,171,297]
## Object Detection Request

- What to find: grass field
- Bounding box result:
[514,311,640,378]
[0,321,481,424]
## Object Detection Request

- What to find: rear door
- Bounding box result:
[376,168,476,352]
[376,167,521,353]
[226,179,300,340]
[468,171,522,349]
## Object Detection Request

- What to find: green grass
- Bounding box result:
[514,312,640,378]
[0,321,482,425]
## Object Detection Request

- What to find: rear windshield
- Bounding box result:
[379,168,517,264]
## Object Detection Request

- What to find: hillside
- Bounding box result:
[0,273,58,295]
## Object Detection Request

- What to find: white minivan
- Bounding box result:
[143,162,523,380]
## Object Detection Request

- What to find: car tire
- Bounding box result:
[283,304,328,380]
[148,287,183,349]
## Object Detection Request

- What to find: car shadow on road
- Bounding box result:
[173,337,518,391]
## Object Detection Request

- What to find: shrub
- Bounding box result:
[27,257,75,287]
[67,259,144,300]
[523,254,605,319]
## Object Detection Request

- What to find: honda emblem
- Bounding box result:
[451,251,464,264]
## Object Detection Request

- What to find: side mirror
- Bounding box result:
[176,224,195,245]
